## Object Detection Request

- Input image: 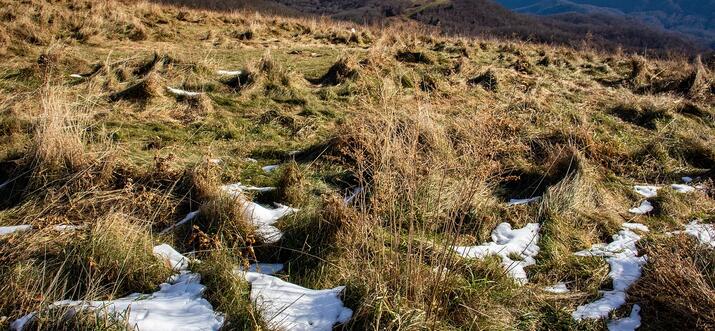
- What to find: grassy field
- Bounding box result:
[0,0,714,330]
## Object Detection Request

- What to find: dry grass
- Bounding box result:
[630,236,715,330]
[0,0,714,329]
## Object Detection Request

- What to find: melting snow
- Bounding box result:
[633,186,659,198]
[453,223,540,284]
[243,272,352,331]
[681,176,693,183]
[222,183,276,195]
[234,263,284,276]
[12,245,223,331]
[166,87,202,97]
[507,197,541,206]
[675,220,715,247]
[222,184,298,243]
[543,282,570,294]
[607,305,641,331]
[262,165,279,173]
[216,70,243,76]
[69,74,84,79]
[0,225,32,236]
[160,211,200,235]
[671,184,696,193]
[572,224,648,321]
[628,201,653,215]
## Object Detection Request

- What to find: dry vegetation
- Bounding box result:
[0,0,714,330]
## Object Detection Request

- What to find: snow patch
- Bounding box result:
[453,223,540,284]
[607,305,641,331]
[12,245,223,331]
[69,74,84,79]
[543,282,569,294]
[633,185,659,198]
[166,87,202,97]
[671,184,696,193]
[681,176,693,183]
[217,70,243,76]
[222,183,276,195]
[221,185,298,243]
[262,165,279,173]
[0,225,32,236]
[234,263,284,276]
[243,272,352,331]
[628,200,653,215]
[675,220,715,247]
[572,224,647,321]
[507,196,541,206]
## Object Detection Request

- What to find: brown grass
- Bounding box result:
[630,236,715,330]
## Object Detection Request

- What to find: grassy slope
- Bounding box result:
[0,0,714,330]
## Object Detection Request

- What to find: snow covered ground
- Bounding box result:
[12,245,224,331]
[453,223,540,284]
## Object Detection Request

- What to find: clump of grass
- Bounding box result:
[27,91,87,188]
[629,236,715,330]
[62,213,172,298]
[108,73,162,102]
[309,56,358,86]
[221,70,255,92]
[395,49,434,64]
[275,161,305,205]
[467,69,499,91]
[194,195,255,248]
[192,247,261,330]
[609,100,672,130]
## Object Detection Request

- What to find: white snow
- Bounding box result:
[221,185,298,243]
[572,224,648,321]
[51,225,83,232]
[234,263,284,276]
[0,225,32,236]
[607,305,641,331]
[453,223,540,284]
[671,184,696,193]
[216,70,243,76]
[678,220,715,247]
[245,158,258,163]
[507,196,541,206]
[682,176,693,183]
[621,223,649,232]
[12,245,224,331]
[628,200,653,215]
[243,272,352,331]
[222,183,276,195]
[69,74,84,79]
[153,244,190,271]
[262,165,279,173]
[166,87,202,97]
[633,185,659,198]
[543,282,570,294]
[160,210,200,235]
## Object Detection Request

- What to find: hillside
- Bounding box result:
[1,0,715,330]
[155,0,705,55]
[497,0,715,48]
